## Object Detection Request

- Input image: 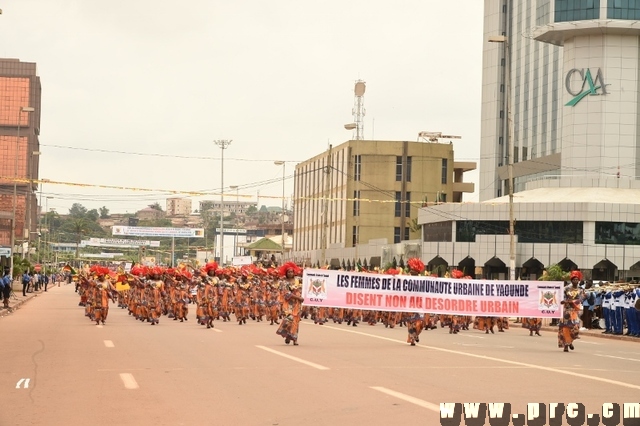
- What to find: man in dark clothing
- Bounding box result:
[43,273,49,292]
[22,272,31,296]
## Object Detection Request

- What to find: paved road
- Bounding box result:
[1,284,639,426]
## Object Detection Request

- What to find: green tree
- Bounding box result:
[245,205,257,216]
[69,203,88,218]
[86,209,99,222]
[99,206,110,219]
[149,202,163,211]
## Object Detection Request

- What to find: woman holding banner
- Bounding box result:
[558,271,583,352]
[405,258,426,346]
[276,262,304,345]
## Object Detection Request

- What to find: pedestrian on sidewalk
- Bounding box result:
[43,273,50,292]
[1,270,11,309]
[22,271,31,296]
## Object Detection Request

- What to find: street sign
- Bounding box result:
[34,264,41,272]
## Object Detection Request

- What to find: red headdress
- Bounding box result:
[385,268,400,276]
[278,262,301,278]
[205,262,218,274]
[407,258,425,274]
[451,269,464,279]
[570,270,583,281]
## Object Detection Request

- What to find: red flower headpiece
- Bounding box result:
[451,269,464,279]
[205,262,218,274]
[407,258,425,274]
[570,270,583,281]
[386,268,400,276]
[278,262,301,278]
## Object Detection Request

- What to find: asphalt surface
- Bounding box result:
[1,284,639,426]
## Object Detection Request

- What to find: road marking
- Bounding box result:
[320,325,640,390]
[460,334,485,339]
[104,340,114,348]
[452,343,514,349]
[256,345,330,370]
[579,341,603,345]
[594,354,640,363]
[370,386,439,412]
[15,378,30,389]
[213,329,222,333]
[96,325,103,329]
[119,373,139,389]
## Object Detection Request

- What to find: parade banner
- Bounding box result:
[112,226,204,238]
[301,269,563,318]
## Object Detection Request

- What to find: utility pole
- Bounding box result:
[321,145,332,267]
[214,139,232,265]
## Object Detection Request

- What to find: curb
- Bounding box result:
[538,325,640,343]
[0,292,40,319]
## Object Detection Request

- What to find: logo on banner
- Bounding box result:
[539,290,558,311]
[307,279,327,302]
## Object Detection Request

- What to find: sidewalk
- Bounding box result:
[0,280,58,319]
[531,319,640,343]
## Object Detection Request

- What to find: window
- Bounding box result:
[352,226,359,246]
[423,221,453,242]
[395,192,402,217]
[439,193,446,203]
[404,227,409,241]
[608,0,640,19]
[455,220,583,243]
[395,156,412,182]
[405,192,411,217]
[514,146,519,163]
[596,222,640,245]
[394,227,401,244]
[441,159,448,184]
[555,0,599,22]
[354,155,361,181]
[353,190,360,216]
[522,146,528,161]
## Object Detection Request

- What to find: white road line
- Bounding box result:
[320,325,640,390]
[15,378,30,389]
[594,354,640,363]
[96,325,103,329]
[256,345,330,370]
[370,386,439,412]
[460,334,485,339]
[212,329,222,333]
[104,340,114,348]
[579,341,603,345]
[119,373,139,389]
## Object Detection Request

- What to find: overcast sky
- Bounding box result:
[2,0,483,216]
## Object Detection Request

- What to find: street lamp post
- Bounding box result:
[44,196,52,268]
[489,34,516,280]
[274,161,285,260]
[26,150,41,262]
[214,139,232,265]
[229,185,239,258]
[10,106,34,278]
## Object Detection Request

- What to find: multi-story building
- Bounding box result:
[293,139,475,264]
[198,200,257,217]
[419,1,640,281]
[166,197,192,216]
[0,59,42,266]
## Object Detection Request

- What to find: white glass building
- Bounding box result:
[419,0,640,281]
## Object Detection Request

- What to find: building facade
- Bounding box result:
[166,197,192,216]
[0,59,42,263]
[420,1,640,281]
[293,139,475,265]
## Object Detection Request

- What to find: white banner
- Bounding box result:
[0,247,11,256]
[87,238,161,248]
[301,269,563,318]
[112,226,204,238]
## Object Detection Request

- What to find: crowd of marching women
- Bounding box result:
[72,257,639,351]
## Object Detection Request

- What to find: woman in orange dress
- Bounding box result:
[276,262,304,345]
